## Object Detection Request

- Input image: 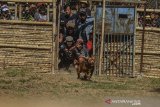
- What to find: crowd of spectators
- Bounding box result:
[0,0,160,28]
[0,2,50,21]
[138,12,160,27]
[0,2,13,20]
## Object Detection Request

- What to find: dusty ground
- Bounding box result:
[0,68,160,107]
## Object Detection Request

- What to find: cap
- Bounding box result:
[145,15,151,19]
[1,5,9,12]
[80,0,88,4]
[66,21,75,28]
[66,36,74,42]
[76,38,84,44]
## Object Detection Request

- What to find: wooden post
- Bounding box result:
[89,0,92,10]
[47,4,50,21]
[133,5,137,77]
[15,3,18,20]
[93,5,97,74]
[98,0,106,76]
[55,1,61,70]
[140,3,146,74]
[52,0,56,74]
[93,6,96,57]
[19,3,22,20]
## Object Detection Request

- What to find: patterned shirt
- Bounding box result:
[76,16,94,43]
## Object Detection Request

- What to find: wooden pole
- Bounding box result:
[15,3,18,20]
[47,4,50,21]
[56,1,61,70]
[133,5,137,77]
[52,0,56,74]
[89,0,92,10]
[19,3,22,20]
[98,0,105,76]
[93,6,96,57]
[140,3,146,74]
[93,6,96,74]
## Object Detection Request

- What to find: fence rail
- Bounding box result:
[0,0,56,22]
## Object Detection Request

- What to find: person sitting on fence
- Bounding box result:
[34,3,47,21]
[0,4,11,20]
[59,36,76,70]
[150,13,157,27]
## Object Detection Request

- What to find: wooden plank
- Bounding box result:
[1,0,56,3]
[0,44,51,50]
[137,8,160,12]
[135,52,160,56]
[136,27,160,32]
[15,3,18,19]
[0,25,52,30]
[2,0,145,3]
[19,4,22,20]
[0,20,53,25]
[47,4,50,22]
[85,0,145,4]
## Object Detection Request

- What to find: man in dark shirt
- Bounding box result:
[60,5,78,41]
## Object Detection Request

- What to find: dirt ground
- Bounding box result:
[0,68,160,107]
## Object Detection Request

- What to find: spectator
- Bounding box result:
[60,4,78,28]
[29,4,37,18]
[145,15,151,27]
[22,4,34,21]
[34,3,47,21]
[155,13,160,27]
[79,1,91,16]
[0,3,2,19]
[60,5,78,43]
[0,4,11,20]
[150,13,156,27]
[138,13,143,27]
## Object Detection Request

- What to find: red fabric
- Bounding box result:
[87,40,93,51]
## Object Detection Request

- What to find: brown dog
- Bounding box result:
[75,56,95,80]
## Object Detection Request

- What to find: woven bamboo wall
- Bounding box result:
[135,30,160,76]
[0,23,53,72]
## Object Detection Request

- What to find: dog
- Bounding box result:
[75,56,95,80]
